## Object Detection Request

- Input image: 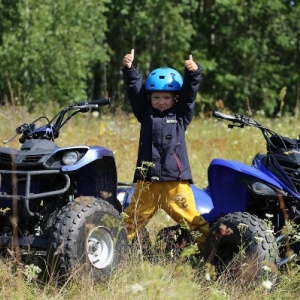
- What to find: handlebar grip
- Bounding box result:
[88,97,111,106]
[212,111,236,121]
[19,134,27,144]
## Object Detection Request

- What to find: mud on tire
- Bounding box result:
[47,196,128,283]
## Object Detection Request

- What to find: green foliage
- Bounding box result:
[104,0,197,110]
[0,0,299,116]
[192,0,300,115]
[0,0,110,107]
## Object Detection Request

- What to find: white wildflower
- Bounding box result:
[126,283,144,294]
[262,265,272,272]
[24,264,41,282]
[92,111,99,118]
[205,272,211,281]
[293,235,300,241]
[170,249,174,258]
[265,213,273,218]
[262,280,273,290]
[241,263,249,267]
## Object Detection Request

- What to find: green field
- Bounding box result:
[0,105,300,299]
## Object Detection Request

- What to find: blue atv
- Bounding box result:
[0,99,128,283]
[118,111,300,280]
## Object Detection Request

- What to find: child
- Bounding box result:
[122,49,209,252]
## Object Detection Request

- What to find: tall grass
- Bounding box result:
[0,105,300,299]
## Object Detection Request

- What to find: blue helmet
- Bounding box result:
[145,67,183,92]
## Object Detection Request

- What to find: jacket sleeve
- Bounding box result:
[122,66,148,122]
[177,64,202,126]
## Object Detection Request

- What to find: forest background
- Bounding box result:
[0,2,300,298]
[0,0,299,117]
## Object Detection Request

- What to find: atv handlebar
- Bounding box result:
[74,97,111,110]
[88,98,111,106]
[50,97,111,140]
[3,97,111,144]
[212,111,257,127]
[212,110,300,151]
[212,111,239,122]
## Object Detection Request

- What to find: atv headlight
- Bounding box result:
[251,182,278,196]
[62,151,79,165]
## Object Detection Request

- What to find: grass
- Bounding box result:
[0,104,300,299]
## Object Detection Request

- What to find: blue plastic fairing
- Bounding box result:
[192,185,214,222]
[207,158,282,217]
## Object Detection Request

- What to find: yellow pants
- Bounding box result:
[124,180,210,247]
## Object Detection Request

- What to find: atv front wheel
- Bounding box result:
[47,196,128,283]
[204,212,279,285]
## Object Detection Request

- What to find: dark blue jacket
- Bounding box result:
[122,65,202,183]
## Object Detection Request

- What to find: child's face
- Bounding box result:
[150,92,176,111]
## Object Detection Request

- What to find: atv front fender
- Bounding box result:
[208,158,282,218]
[71,155,121,212]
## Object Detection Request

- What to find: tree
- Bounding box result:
[104,0,197,109]
[0,0,110,107]
[191,0,300,116]
[0,0,299,116]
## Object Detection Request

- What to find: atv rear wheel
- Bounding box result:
[154,224,194,261]
[204,212,279,285]
[130,227,152,259]
[47,196,128,283]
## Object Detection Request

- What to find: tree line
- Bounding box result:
[0,0,299,117]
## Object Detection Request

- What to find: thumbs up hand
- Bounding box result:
[185,54,198,72]
[123,49,135,68]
